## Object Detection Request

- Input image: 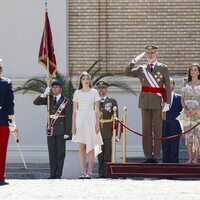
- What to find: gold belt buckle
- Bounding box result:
[50,115,64,119]
[50,115,57,119]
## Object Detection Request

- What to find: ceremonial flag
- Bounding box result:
[38,10,57,76]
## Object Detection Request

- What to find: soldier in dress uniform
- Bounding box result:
[96,80,118,178]
[0,61,16,186]
[33,81,72,179]
[124,45,171,163]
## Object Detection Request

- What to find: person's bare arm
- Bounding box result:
[94,101,100,134]
[72,101,78,135]
[181,95,191,117]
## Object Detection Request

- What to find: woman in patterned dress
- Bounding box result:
[72,72,103,178]
[178,63,200,164]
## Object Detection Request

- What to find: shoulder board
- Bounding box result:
[108,97,117,102]
[174,93,181,97]
[157,63,168,68]
[140,64,147,69]
[64,97,68,101]
[63,96,70,102]
[1,77,11,84]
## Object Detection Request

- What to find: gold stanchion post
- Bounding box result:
[112,106,117,163]
[122,106,127,163]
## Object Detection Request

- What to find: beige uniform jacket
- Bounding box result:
[124,62,171,109]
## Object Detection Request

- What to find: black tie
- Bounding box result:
[100,98,104,107]
[54,97,57,105]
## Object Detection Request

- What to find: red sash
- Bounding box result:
[142,85,167,102]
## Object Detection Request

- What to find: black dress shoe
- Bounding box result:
[143,159,153,163]
[54,176,61,179]
[0,181,9,186]
[152,159,160,163]
[66,136,72,140]
[48,176,56,179]
[99,175,106,178]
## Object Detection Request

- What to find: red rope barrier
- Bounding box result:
[117,119,200,141]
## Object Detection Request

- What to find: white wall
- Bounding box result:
[7,93,49,163]
[0,0,67,78]
[0,0,67,163]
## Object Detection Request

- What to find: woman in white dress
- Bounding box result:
[72,72,103,178]
[178,63,200,164]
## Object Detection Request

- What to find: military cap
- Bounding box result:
[96,80,108,88]
[145,45,158,53]
[51,80,62,88]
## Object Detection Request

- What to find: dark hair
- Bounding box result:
[187,63,200,82]
[78,71,92,89]
[0,66,2,72]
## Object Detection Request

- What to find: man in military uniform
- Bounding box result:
[124,45,171,163]
[34,81,72,179]
[97,80,118,178]
[0,61,16,186]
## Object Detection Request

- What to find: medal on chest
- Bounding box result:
[104,102,112,112]
[154,71,163,83]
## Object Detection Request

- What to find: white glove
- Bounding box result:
[162,103,170,112]
[64,135,69,140]
[40,87,51,97]
[9,121,17,132]
[131,52,146,64]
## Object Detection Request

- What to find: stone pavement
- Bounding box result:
[6,162,99,179]
[2,179,200,200]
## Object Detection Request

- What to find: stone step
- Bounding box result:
[107,162,200,179]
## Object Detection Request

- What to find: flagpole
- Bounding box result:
[45,1,51,128]
[39,1,56,130]
[47,58,51,127]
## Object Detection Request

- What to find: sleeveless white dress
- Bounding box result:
[72,88,103,157]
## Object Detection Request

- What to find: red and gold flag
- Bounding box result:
[38,10,57,76]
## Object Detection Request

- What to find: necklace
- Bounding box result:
[191,79,199,88]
